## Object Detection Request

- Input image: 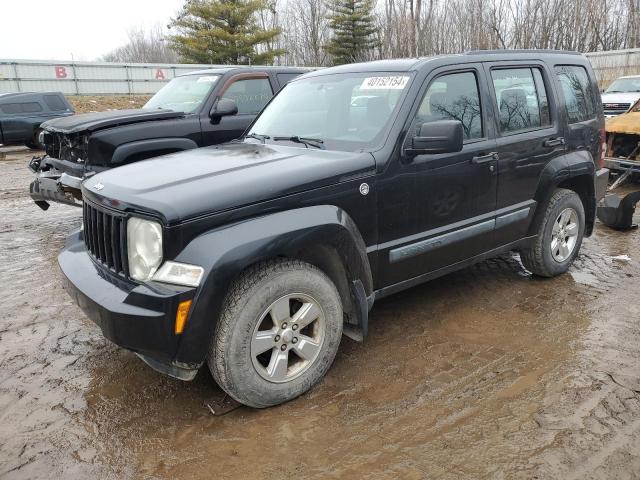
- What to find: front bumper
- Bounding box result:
[29,156,85,210]
[59,230,200,380]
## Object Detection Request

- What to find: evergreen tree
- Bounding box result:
[169,0,285,65]
[326,0,379,65]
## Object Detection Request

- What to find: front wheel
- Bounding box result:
[520,188,585,277]
[208,259,343,408]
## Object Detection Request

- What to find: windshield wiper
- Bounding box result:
[245,133,271,143]
[272,136,325,149]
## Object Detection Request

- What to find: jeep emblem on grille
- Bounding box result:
[93,183,104,191]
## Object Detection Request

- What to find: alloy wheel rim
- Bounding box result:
[250,293,326,383]
[551,207,579,262]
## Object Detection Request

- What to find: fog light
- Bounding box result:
[175,300,193,334]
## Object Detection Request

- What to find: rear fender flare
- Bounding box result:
[111,137,198,165]
[172,205,372,365]
[528,150,596,236]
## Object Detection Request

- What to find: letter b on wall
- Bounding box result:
[55,66,67,79]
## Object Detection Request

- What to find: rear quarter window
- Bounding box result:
[43,94,68,111]
[554,65,596,123]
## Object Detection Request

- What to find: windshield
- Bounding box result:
[144,74,220,113]
[605,78,640,93]
[247,72,412,151]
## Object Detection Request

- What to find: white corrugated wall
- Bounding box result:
[0,59,219,95]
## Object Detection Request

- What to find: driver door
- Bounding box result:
[377,65,498,287]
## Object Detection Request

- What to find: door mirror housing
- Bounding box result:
[210,98,238,122]
[405,120,464,158]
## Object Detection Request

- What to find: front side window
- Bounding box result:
[555,65,596,123]
[144,74,220,113]
[221,78,273,115]
[247,72,411,151]
[416,71,483,140]
[491,67,551,134]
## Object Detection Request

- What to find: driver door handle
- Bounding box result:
[543,137,565,147]
[471,152,499,164]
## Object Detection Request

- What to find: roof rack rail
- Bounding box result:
[464,49,581,56]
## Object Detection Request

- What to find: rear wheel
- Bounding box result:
[208,259,343,408]
[520,188,585,277]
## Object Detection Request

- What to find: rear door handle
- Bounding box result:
[543,137,565,147]
[471,152,499,164]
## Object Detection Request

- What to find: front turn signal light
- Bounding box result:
[175,300,193,334]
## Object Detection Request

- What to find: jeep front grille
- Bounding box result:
[83,201,129,277]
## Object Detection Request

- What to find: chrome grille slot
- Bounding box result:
[83,202,129,276]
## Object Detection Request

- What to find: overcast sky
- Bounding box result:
[0,0,184,61]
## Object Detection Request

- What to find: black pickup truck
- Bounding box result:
[0,92,74,148]
[29,66,309,210]
[60,51,609,408]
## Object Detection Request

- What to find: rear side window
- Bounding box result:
[416,71,483,140]
[43,94,68,111]
[555,65,596,123]
[222,78,273,115]
[21,102,43,113]
[491,68,551,134]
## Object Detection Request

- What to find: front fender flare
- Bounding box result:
[172,205,372,365]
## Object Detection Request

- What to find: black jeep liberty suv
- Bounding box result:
[60,51,609,408]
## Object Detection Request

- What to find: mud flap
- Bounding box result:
[597,192,640,230]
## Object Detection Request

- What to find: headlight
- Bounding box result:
[152,261,204,287]
[127,217,163,282]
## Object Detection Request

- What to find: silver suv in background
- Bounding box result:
[601,75,640,117]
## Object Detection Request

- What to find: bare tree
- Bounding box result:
[101,25,178,63]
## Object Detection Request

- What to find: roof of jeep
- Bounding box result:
[301,50,586,78]
[180,66,312,76]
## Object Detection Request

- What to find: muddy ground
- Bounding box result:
[1,149,640,479]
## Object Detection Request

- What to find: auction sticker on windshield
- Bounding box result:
[360,76,410,90]
[197,76,219,83]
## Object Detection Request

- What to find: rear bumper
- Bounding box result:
[59,230,199,380]
[596,167,610,201]
[604,156,640,172]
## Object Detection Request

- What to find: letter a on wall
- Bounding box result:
[155,69,166,80]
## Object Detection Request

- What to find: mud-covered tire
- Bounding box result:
[25,128,43,150]
[520,188,585,277]
[208,259,343,408]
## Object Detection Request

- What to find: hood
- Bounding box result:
[42,108,184,134]
[601,91,640,106]
[606,111,640,135]
[83,143,375,223]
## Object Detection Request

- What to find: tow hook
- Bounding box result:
[29,155,46,173]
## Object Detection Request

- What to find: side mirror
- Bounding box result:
[405,120,464,158]
[210,98,238,122]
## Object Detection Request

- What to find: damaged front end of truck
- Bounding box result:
[598,99,640,229]
[29,130,89,210]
